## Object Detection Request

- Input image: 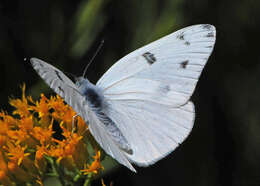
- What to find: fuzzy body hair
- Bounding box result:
[76,77,133,154]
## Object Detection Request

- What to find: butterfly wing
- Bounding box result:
[97,24,216,165]
[97,24,216,107]
[30,58,136,171]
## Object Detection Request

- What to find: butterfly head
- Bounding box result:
[75,77,90,88]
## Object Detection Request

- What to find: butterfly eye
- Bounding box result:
[75,81,81,87]
[75,77,84,86]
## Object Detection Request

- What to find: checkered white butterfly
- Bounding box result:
[31,24,216,172]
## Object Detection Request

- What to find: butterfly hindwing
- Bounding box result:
[103,99,195,166]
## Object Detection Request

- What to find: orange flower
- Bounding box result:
[81,151,104,175]
[48,123,85,168]
[0,111,18,128]
[19,116,34,132]
[31,125,53,145]
[36,94,49,118]
[30,94,50,127]
[0,84,105,185]
[9,84,30,118]
[4,142,30,166]
[6,129,28,145]
[49,95,68,120]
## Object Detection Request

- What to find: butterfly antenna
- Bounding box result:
[82,40,104,78]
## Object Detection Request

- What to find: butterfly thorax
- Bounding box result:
[75,77,105,109]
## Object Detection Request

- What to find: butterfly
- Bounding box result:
[30,24,216,172]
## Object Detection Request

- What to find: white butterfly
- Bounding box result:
[30,24,216,172]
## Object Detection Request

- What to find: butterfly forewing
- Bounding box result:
[30,58,136,171]
[97,24,216,107]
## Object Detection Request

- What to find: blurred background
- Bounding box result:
[0,0,260,185]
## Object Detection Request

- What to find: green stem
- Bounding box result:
[83,173,93,186]
[45,156,66,186]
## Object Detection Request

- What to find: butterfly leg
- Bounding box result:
[72,114,79,134]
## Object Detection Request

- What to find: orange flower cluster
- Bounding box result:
[0,85,104,185]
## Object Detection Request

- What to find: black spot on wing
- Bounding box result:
[161,85,170,94]
[184,41,190,45]
[58,86,64,94]
[180,60,189,69]
[206,32,214,37]
[55,70,64,82]
[38,62,44,68]
[202,24,212,30]
[177,32,185,40]
[142,52,156,64]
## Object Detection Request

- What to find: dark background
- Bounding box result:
[0,0,260,185]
